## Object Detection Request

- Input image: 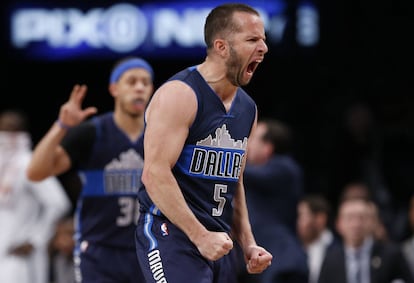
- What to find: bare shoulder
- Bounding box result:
[153,80,195,102]
[147,80,197,119]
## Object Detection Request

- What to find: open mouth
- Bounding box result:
[133,98,145,106]
[247,60,260,74]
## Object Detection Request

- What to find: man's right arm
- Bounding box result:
[27,84,97,181]
[26,123,72,181]
[142,80,233,261]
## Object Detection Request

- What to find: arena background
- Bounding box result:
[2,0,414,227]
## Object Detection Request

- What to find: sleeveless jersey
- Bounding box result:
[63,112,144,249]
[138,66,257,232]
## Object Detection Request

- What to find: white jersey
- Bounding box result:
[0,131,71,283]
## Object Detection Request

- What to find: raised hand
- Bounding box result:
[58,84,98,128]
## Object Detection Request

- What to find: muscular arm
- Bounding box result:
[142,80,232,261]
[232,172,256,250]
[231,118,257,248]
[27,124,71,181]
[27,84,97,181]
[232,113,273,273]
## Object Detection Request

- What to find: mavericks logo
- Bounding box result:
[189,148,243,179]
[104,149,144,194]
[148,249,167,283]
[178,125,247,181]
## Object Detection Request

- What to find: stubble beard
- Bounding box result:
[226,46,245,87]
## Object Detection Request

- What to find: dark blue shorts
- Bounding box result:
[74,241,145,283]
[135,213,239,283]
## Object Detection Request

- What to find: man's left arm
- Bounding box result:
[231,174,273,274]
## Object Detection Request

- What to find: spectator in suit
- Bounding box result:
[318,196,413,283]
[238,118,308,283]
[341,181,389,242]
[297,194,337,283]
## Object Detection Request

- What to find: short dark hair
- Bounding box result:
[259,118,292,154]
[204,3,259,49]
[301,194,331,216]
[0,109,28,132]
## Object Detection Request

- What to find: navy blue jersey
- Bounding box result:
[62,112,144,249]
[138,66,256,232]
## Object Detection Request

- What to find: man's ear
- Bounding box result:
[214,38,228,57]
[335,218,342,236]
[108,83,117,98]
[263,142,274,157]
[315,213,328,229]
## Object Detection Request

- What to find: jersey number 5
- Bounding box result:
[212,184,227,216]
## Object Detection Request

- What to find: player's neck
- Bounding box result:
[113,111,144,141]
[197,61,237,109]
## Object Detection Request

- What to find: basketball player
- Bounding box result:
[135,4,272,283]
[26,57,154,282]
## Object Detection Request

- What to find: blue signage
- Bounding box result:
[7,0,319,60]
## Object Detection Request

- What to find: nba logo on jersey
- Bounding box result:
[161,222,169,236]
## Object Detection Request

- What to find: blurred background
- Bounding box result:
[2,0,414,238]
